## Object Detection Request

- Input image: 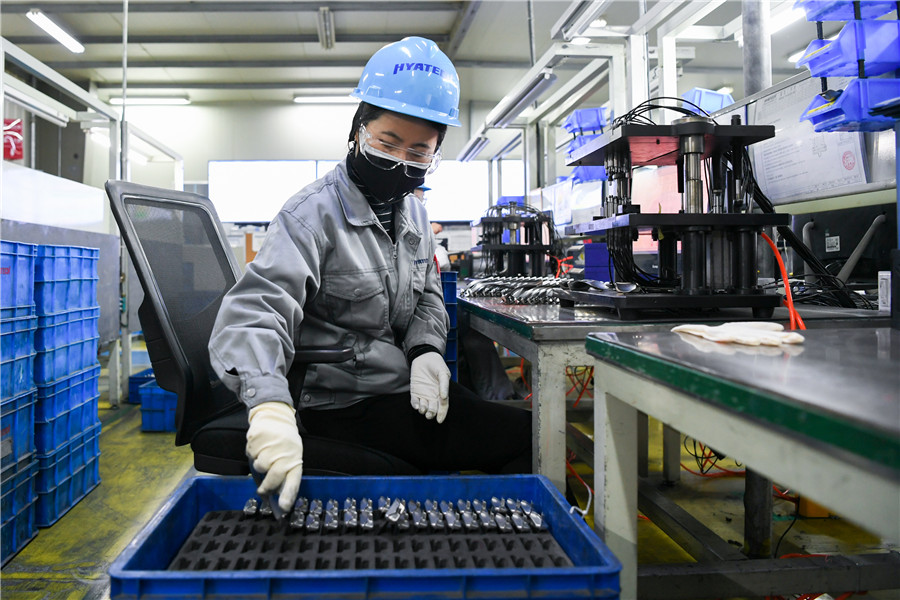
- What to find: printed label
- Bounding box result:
[825,236,840,253]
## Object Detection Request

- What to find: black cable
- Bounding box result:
[773,509,799,558]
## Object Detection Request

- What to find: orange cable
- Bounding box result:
[760,232,806,330]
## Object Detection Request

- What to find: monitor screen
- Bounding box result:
[208,160,317,223]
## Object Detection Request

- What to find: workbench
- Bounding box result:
[586,327,900,598]
[459,295,888,492]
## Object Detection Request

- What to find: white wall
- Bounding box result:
[119,102,474,184]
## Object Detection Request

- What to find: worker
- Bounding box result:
[208,37,532,514]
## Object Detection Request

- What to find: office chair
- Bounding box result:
[105,181,421,477]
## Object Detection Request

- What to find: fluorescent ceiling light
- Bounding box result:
[109,96,191,106]
[716,85,734,95]
[317,7,336,50]
[293,95,357,104]
[571,37,591,46]
[486,70,558,129]
[591,18,608,29]
[26,9,84,54]
[457,136,489,162]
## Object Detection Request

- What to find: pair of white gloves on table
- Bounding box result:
[245,352,450,513]
[671,321,805,346]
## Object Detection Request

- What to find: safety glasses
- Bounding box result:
[358,125,441,177]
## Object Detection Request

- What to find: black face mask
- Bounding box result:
[348,150,425,205]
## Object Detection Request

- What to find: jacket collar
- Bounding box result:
[335,158,421,237]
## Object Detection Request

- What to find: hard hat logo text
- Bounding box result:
[393,63,442,76]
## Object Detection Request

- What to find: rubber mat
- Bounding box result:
[170,499,573,571]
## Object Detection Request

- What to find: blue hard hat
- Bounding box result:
[352,37,461,127]
[417,185,431,191]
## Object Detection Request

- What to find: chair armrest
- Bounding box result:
[293,346,355,364]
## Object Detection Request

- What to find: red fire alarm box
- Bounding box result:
[4,119,24,161]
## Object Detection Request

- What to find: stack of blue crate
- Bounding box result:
[137,375,178,432]
[32,245,102,528]
[441,272,458,381]
[1,241,39,565]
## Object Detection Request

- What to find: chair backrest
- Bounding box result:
[105,181,243,446]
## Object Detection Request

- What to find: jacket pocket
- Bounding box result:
[323,272,388,335]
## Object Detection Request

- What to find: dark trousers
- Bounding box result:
[299,381,532,475]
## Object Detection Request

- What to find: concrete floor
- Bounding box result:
[1,356,897,599]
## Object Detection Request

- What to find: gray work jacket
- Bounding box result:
[208,159,449,411]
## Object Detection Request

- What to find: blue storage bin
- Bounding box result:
[128,368,156,404]
[36,463,100,528]
[0,315,37,362]
[441,273,458,304]
[1,352,35,399]
[794,0,895,21]
[35,245,99,282]
[443,338,458,362]
[1,455,36,523]
[682,87,734,115]
[571,165,608,183]
[801,78,900,132]
[0,241,37,310]
[445,303,457,328]
[562,107,608,134]
[446,360,458,381]
[497,196,525,206]
[36,365,101,422]
[35,307,100,351]
[34,397,95,454]
[796,20,900,78]
[140,381,177,432]
[35,279,99,314]
[1,390,35,469]
[34,337,99,385]
[1,499,36,566]
[109,475,621,599]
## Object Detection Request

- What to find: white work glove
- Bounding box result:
[409,352,451,423]
[671,321,804,346]
[246,401,304,513]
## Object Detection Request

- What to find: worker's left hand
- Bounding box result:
[410,352,451,423]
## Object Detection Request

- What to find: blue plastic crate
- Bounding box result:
[36,422,100,494]
[0,315,37,362]
[35,245,99,282]
[140,381,177,432]
[441,279,458,304]
[1,499,36,566]
[35,462,100,528]
[801,78,900,132]
[562,107,608,134]
[109,475,621,599]
[35,279,99,315]
[794,0,895,21]
[0,241,37,310]
[36,365,101,422]
[128,368,156,404]
[1,390,35,469]
[571,165,608,183]
[1,352,35,399]
[446,360,458,382]
[34,337,99,385]
[446,304,457,328]
[35,396,98,454]
[565,133,601,158]
[443,337,458,362]
[35,307,101,351]
[682,87,734,115]
[0,305,36,321]
[1,454,36,524]
[796,20,900,78]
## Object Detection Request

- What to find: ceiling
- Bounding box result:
[2,1,831,135]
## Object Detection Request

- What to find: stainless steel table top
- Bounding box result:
[586,327,900,474]
[459,296,888,342]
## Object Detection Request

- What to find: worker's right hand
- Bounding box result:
[246,401,304,513]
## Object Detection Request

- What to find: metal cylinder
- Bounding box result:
[742,0,773,96]
[707,230,731,292]
[732,228,758,293]
[681,229,708,294]
[680,133,705,213]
